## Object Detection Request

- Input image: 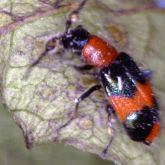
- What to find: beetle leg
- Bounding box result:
[32,35,63,67]
[24,0,88,79]
[74,84,101,115]
[57,84,101,131]
[23,35,62,79]
[73,64,93,71]
[100,104,115,159]
[141,69,153,80]
[106,104,116,116]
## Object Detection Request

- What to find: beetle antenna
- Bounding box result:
[65,0,88,35]
[23,0,88,79]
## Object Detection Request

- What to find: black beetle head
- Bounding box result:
[61,25,91,54]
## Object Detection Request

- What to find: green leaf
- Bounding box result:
[0,0,165,165]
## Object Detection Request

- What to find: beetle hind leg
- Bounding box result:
[100,104,116,159]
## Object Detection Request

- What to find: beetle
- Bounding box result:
[28,0,160,155]
[61,25,160,145]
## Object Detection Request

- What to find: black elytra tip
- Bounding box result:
[123,106,159,143]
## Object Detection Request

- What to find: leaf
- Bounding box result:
[0,0,165,165]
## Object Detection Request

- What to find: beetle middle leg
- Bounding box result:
[58,84,101,130]
[74,84,101,116]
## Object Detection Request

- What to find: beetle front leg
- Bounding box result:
[23,35,63,79]
[73,64,93,71]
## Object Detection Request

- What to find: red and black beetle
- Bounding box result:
[28,0,160,152]
[61,25,160,145]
